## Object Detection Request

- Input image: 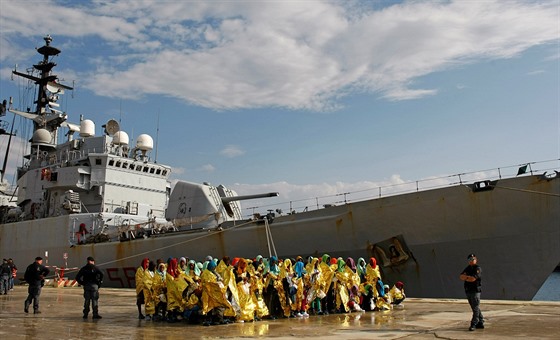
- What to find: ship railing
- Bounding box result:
[245,159,560,218]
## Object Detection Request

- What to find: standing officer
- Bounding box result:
[459,253,484,331]
[76,256,104,319]
[24,257,50,313]
[0,259,11,294]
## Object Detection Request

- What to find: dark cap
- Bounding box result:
[467,253,476,259]
[87,256,95,262]
[35,256,43,261]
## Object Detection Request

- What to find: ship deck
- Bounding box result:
[0,286,558,339]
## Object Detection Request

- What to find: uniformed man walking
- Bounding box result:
[24,257,50,314]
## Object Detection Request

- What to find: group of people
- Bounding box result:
[13,252,483,333]
[0,258,17,295]
[134,254,406,326]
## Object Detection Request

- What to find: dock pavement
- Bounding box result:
[0,286,558,339]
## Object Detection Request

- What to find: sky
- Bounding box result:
[0,0,559,216]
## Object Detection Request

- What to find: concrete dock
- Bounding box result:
[0,286,558,339]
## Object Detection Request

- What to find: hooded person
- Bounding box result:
[278,258,296,317]
[154,262,167,320]
[165,258,189,322]
[235,258,257,322]
[344,258,361,292]
[356,257,367,282]
[333,258,350,313]
[293,258,308,317]
[319,254,336,314]
[178,257,187,273]
[186,259,201,278]
[366,257,389,310]
[142,261,157,319]
[365,257,381,284]
[135,258,150,319]
[263,256,282,319]
[388,281,406,306]
[305,257,324,315]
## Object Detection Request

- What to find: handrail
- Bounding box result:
[245,159,560,218]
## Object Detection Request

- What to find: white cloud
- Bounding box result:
[1,0,557,110]
[526,70,545,76]
[170,166,185,175]
[220,145,245,158]
[199,164,215,172]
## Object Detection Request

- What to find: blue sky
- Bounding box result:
[1,0,559,214]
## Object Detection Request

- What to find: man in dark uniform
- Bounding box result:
[460,253,484,331]
[0,259,11,294]
[76,256,104,319]
[24,257,50,314]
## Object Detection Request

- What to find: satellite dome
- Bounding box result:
[136,134,153,151]
[32,129,52,144]
[79,119,95,137]
[113,131,129,146]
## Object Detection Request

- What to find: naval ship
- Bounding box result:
[1,36,558,300]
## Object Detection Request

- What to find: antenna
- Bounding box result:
[155,112,160,163]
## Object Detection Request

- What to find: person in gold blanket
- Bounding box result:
[165,258,189,322]
[305,257,324,315]
[292,257,308,317]
[333,258,351,313]
[153,262,167,321]
[234,258,257,322]
[388,281,406,307]
[263,256,282,319]
[319,255,336,314]
[247,261,269,320]
[365,257,390,310]
[142,261,157,320]
[135,258,149,319]
[201,260,234,326]
[216,257,241,321]
[278,258,297,318]
[181,269,202,323]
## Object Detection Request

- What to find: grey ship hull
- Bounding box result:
[1,173,559,300]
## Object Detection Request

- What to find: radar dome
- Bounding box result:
[113,131,129,146]
[136,134,153,151]
[79,119,95,137]
[32,129,52,144]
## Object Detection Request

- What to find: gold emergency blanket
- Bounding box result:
[200,269,234,316]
